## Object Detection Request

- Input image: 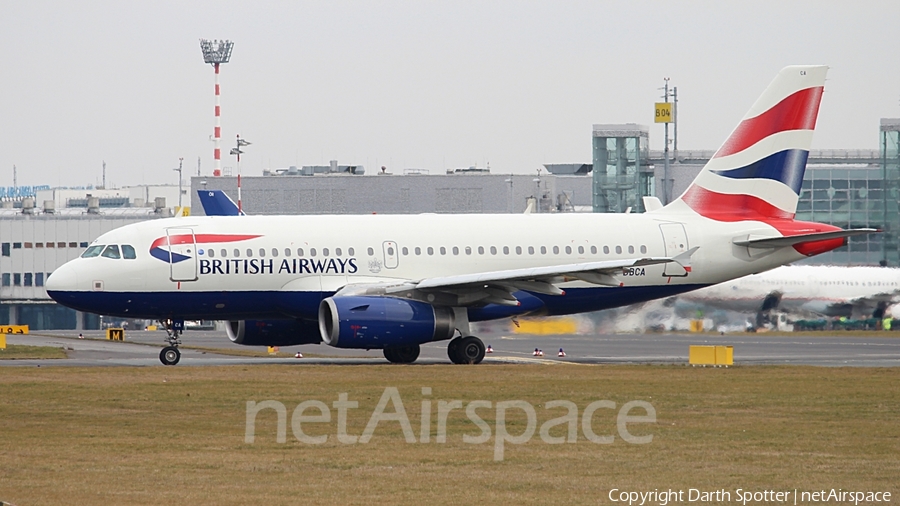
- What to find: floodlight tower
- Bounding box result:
[199,39,234,177]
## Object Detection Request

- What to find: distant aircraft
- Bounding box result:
[197,190,243,216]
[46,65,874,365]
[678,265,900,322]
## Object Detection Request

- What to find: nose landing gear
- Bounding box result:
[158,319,184,366]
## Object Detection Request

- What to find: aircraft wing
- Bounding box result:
[333,247,698,307]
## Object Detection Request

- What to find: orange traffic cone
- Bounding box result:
[558,348,566,358]
[486,345,493,353]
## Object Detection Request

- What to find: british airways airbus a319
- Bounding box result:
[46,65,874,365]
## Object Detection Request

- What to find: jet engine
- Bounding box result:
[226,319,322,346]
[318,296,455,349]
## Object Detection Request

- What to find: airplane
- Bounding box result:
[197,189,243,216]
[46,65,876,366]
[676,265,900,323]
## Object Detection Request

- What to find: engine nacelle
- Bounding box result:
[318,296,455,349]
[226,319,322,347]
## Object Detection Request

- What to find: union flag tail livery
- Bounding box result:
[45,65,876,366]
[674,65,826,222]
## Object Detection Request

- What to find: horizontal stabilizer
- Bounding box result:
[733,228,878,248]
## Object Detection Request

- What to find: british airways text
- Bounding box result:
[199,258,359,275]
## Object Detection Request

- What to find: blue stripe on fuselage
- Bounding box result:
[49,283,710,321]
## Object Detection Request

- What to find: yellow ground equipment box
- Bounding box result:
[107,328,125,341]
[513,317,578,335]
[689,345,733,366]
[689,319,704,332]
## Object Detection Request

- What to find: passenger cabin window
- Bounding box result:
[310,248,317,257]
[503,246,509,255]
[402,247,409,255]
[640,245,647,254]
[553,246,560,254]
[477,246,484,255]
[297,248,304,257]
[335,248,342,256]
[541,246,547,254]
[101,245,121,259]
[427,247,434,255]
[285,248,291,257]
[415,247,421,255]
[367,247,374,256]
[221,249,227,257]
[452,247,459,255]
[272,248,278,257]
[528,246,535,255]
[628,245,635,254]
[259,248,266,257]
[615,246,622,254]
[122,245,137,259]
[578,246,584,254]
[207,249,215,258]
[515,246,522,255]
[465,246,472,255]
[591,246,597,254]
[81,245,104,258]
[565,246,572,254]
[246,249,253,257]
[490,246,497,255]
[348,248,355,256]
[323,248,329,256]
[603,246,610,254]
[440,247,447,255]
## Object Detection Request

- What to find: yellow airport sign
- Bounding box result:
[107,328,125,341]
[1,325,29,335]
[655,102,672,123]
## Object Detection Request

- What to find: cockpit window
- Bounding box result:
[122,244,136,259]
[101,245,121,259]
[81,245,104,258]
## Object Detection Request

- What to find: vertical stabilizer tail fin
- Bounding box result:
[671,65,827,222]
[197,190,244,216]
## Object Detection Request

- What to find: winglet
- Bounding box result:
[672,246,699,273]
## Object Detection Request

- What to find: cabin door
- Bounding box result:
[659,223,689,277]
[166,227,198,282]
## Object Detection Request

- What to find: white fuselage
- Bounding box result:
[680,265,900,317]
[46,211,810,321]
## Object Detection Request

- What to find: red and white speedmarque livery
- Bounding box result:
[47,66,874,365]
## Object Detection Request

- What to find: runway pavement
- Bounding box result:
[3,328,900,367]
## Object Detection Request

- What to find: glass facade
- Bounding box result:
[795,119,900,266]
[592,124,652,213]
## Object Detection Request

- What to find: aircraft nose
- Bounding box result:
[46,262,79,294]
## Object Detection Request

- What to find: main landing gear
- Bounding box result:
[383,344,421,364]
[158,319,183,366]
[447,335,486,364]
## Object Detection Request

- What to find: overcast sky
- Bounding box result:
[2,1,899,188]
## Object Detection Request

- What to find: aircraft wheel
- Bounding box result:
[384,345,420,364]
[447,338,463,364]
[160,346,181,366]
[458,336,485,364]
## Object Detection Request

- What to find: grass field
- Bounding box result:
[0,344,68,360]
[0,364,897,505]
